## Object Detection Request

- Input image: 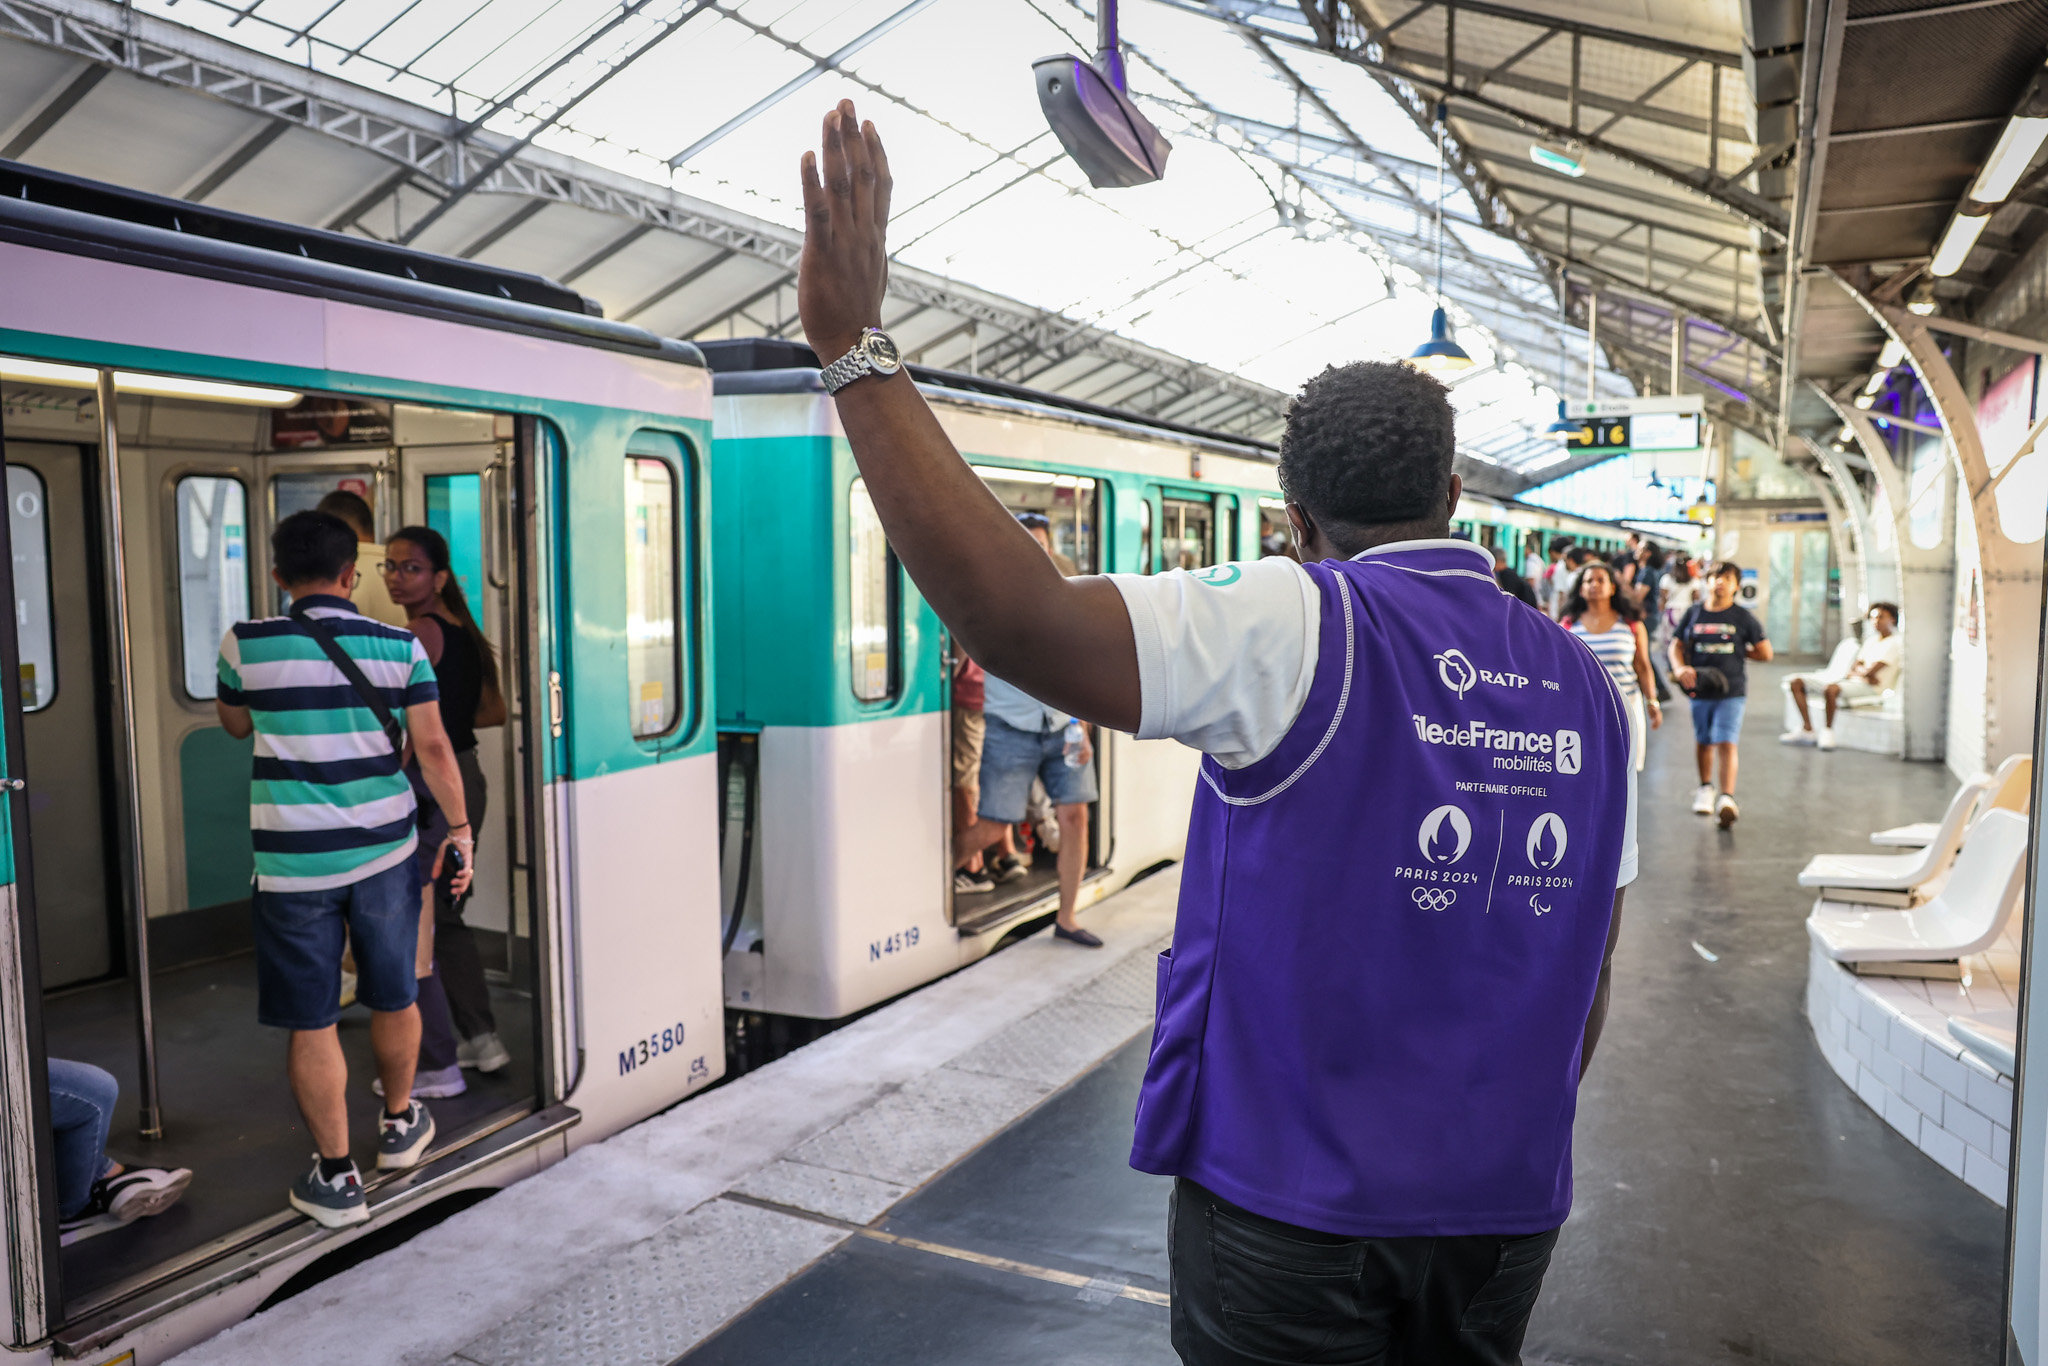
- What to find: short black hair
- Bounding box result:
[1870,601,1900,622]
[1014,511,1051,531]
[1548,535,1574,556]
[1710,560,1742,581]
[1565,546,1593,566]
[1277,362,1454,529]
[273,510,359,588]
[315,489,375,541]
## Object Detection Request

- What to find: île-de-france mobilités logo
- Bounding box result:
[1434,648,1479,700]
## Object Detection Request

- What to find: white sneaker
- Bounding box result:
[1717,794,1740,828]
[1779,729,1815,746]
[457,1032,512,1074]
[1817,727,1837,751]
[1691,783,1716,815]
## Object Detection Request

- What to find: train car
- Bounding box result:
[703,341,1282,1026]
[0,164,725,1362]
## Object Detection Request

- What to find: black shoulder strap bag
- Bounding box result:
[288,600,405,752]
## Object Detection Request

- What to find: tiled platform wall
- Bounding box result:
[1805,942,2013,1205]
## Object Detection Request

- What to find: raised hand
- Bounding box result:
[798,100,894,364]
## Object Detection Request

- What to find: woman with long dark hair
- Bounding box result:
[1561,562,1661,771]
[383,526,510,1087]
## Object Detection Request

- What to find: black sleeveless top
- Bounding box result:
[426,613,483,754]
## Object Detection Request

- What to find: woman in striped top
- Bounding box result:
[1561,561,1661,771]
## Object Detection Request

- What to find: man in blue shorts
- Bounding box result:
[1671,560,1772,827]
[952,517,1100,946]
[216,511,475,1227]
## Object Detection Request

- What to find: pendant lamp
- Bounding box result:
[1409,105,1473,374]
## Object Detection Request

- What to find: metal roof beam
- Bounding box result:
[0,60,104,159]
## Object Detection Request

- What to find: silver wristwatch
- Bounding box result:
[820,327,903,394]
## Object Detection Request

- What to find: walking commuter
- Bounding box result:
[1670,561,1772,827]
[316,490,408,629]
[1493,546,1538,608]
[49,1058,191,1245]
[796,101,1637,1362]
[383,527,512,1079]
[1561,563,1661,771]
[1535,535,1573,615]
[953,515,1101,945]
[216,510,473,1228]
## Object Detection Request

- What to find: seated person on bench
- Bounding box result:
[1781,603,1900,750]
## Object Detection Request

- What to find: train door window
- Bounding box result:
[849,478,900,703]
[625,455,681,737]
[971,465,1098,572]
[1219,495,1240,563]
[1258,497,1293,559]
[425,473,485,607]
[173,475,250,700]
[1161,496,1215,572]
[8,465,55,711]
[1138,497,1154,574]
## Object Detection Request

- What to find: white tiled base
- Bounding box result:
[1779,690,1902,756]
[1805,929,2017,1204]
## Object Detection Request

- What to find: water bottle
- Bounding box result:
[1062,718,1087,769]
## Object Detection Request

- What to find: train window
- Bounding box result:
[8,466,55,711]
[849,478,900,703]
[1139,498,1154,574]
[624,456,681,738]
[970,466,1097,572]
[1161,497,1215,572]
[174,475,250,701]
[1221,496,1240,563]
[1258,498,1293,559]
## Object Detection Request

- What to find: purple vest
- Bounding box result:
[1131,543,1631,1237]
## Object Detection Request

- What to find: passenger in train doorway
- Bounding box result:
[1560,563,1661,771]
[216,511,473,1228]
[1670,561,1772,828]
[952,514,1101,946]
[316,490,408,629]
[1492,546,1538,608]
[383,527,513,1083]
[1535,534,1573,616]
[797,100,1637,1362]
[48,1059,190,1245]
[949,646,995,893]
[1780,602,1901,750]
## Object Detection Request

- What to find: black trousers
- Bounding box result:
[1168,1179,1559,1366]
[424,748,496,1040]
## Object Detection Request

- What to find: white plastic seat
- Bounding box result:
[1806,809,2030,965]
[1870,754,2030,848]
[1949,1010,2018,1077]
[1799,776,1989,890]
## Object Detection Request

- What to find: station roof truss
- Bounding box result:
[0,0,1797,485]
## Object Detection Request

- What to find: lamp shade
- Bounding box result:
[1409,306,1474,373]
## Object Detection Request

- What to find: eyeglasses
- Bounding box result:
[379,559,432,578]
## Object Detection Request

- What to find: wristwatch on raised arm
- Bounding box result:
[820,327,902,394]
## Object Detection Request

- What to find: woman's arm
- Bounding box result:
[1631,622,1662,726]
[409,614,445,666]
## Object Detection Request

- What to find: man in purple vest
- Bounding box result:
[795,102,1638,1365]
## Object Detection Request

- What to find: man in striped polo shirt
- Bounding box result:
[216,510,475,1228]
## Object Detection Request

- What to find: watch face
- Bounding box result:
[863,330,901,372]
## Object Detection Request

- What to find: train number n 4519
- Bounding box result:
[869,926,921,962]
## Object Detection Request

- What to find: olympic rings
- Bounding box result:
[1411,886,1457,912]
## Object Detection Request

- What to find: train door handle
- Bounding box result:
[548,671,564,739]
[0,778,22,792]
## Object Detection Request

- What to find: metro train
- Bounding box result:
[0,161,1670,1363]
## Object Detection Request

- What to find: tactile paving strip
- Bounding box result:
[946,995,1152,1089]
[1069,933,1173,1014]
[785,1067,1050,1187]
[444,1198,844,1366]
[729,1158,910,1225]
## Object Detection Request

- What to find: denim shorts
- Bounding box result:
[253,855,420,1030]
[1690,694,1748,745]
[978,714,1099,823]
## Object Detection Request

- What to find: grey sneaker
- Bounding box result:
[289,1159,368,1228]
[373,1063,466,1099]
[456,1032,512,1074]
[377,1100,436,1170]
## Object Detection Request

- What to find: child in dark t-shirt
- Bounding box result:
[1670,562,1772,827]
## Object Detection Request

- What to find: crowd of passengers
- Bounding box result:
[52,492,511,1241]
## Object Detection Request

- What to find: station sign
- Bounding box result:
[1556,411,1703,453]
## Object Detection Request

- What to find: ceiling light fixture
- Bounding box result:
[1971,111,2048,203]
[1907,279,1939,316]
[1529,141,1586,178]
[1930,212,1990,277]
[1410,104,1474,375]
[0,356,302,406]
[1853,393,1874,409]
[1862,370,1887,396]
[1877,337,1907,370]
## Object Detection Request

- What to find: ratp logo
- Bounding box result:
[1554,729,1582,774]
[1434,648,1478,700]
[1417,804,1473,865]
[1190,563,1242,587]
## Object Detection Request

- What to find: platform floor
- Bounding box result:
[171,664,2008,1366]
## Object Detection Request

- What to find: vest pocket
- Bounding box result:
[1154,948,1174,1018]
